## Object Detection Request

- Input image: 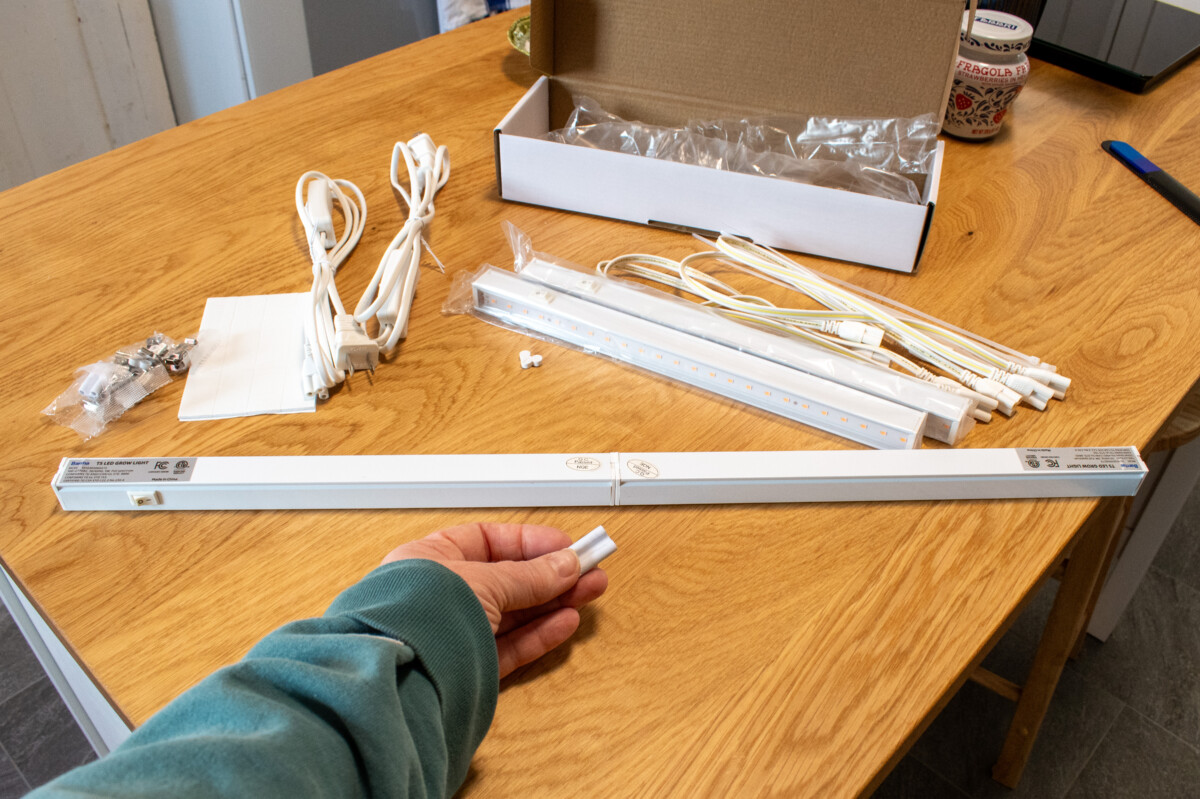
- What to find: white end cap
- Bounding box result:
[570,525,617,573]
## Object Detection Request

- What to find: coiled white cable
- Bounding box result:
[296,172,366,400]
[296,134,450,401]
[355,134,451,354]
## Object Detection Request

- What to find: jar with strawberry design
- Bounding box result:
[943,9,1034,140]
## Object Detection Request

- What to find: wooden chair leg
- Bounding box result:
[991,495,1127,788]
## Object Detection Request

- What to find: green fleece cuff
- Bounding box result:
[324,559,498,786]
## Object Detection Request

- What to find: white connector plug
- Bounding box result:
[1017,366,1070,400]
[954,372,1020,416]
[991,372,1050,411]
[333,314,379,374]
[824,320,885,347]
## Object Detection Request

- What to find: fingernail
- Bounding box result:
[551,549,579,578]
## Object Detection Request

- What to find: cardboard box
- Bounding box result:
[494,0,965,272]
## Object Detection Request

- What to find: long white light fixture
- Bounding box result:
[52,448,1147,511]
[517,258,977,445]
[471,267,928,450]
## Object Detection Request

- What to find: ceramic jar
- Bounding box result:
[943,10,1034,140]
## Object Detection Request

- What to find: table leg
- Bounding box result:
[991,495,1128,788]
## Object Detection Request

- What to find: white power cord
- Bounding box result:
[296,134,450,400]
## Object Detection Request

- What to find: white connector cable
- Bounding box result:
[296,134,450,400]
[598,237,1068,420]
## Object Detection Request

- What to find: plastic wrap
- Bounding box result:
[43,333,197,440]
[444,225,976,446]
[544,97,937,204]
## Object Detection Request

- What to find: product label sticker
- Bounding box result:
[58,458,198,484]
[565,456,602,472]
[625,458,660,479]
[1015,448,1142,472]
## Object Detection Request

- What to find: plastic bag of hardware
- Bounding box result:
[43,333,198,440]
[543,96,934,204]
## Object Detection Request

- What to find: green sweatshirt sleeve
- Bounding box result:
[29,559,499,799]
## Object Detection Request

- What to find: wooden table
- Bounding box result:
[2,11,1198,797]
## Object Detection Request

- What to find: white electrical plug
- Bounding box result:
[333,314,380,374]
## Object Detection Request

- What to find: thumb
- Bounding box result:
[484,549,580,614]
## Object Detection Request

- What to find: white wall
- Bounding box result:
[303,0,438,76]
[0,0,175,191]
[148,0,314,124]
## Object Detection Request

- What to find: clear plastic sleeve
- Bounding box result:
[43,332,197,440]
[544,96,936,204]
[443,224,975,447]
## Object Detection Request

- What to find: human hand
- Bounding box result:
[382,522,609,677]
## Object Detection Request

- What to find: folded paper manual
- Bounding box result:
[52,448,1147,511]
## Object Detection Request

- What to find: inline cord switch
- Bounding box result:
[569,525,617,573]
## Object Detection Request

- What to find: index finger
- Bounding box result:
[432,522,573,563]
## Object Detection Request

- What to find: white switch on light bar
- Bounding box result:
[471,267,928,450]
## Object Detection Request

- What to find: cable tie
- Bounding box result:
[422,235,447,273]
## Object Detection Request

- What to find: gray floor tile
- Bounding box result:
[0,747,29,799]
[1153,473,1200,592]
[973,670,1123,799]
[0,607,46,706]
[1181,544,1200,596]
[1066,709,1200,799]
[0,678,94,788]
[907,663,1122,799]
[907,679,1016,796]
[1072,567,1200,748]
[871,756,970,799]
[980,579,1057,684]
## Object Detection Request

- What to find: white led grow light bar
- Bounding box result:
[51,447,1147,512]
[471,268,927,450]
[517,258,976,445]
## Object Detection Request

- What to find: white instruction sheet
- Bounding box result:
[178,294,315,420]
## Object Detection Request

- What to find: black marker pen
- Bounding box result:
[1102,140,1200,227]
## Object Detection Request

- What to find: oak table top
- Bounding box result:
[2,11,1198,797]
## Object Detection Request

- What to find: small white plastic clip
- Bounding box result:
[519,350,543,369]
[569,525,617,573]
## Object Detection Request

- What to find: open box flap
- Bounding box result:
[530,0,965,128]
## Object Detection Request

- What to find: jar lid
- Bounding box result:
[960,10,1034,55]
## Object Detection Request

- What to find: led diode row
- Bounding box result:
[518,258,976,445]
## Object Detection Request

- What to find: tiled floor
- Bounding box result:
[0,610,94,796]
[877,478,1200,799]
[1,482,1197,796]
